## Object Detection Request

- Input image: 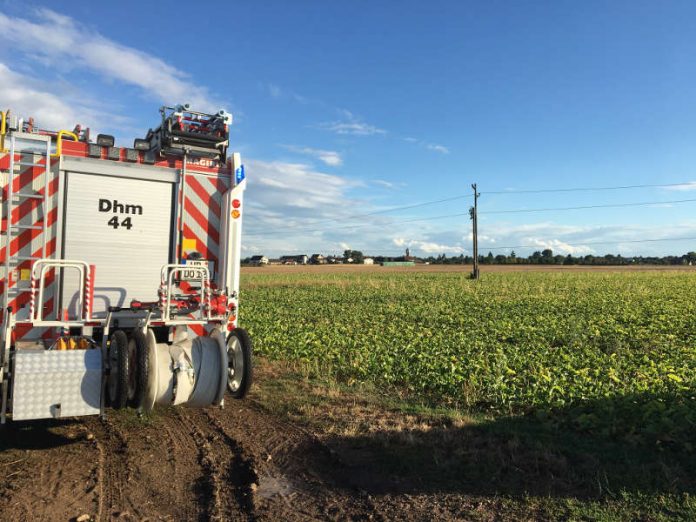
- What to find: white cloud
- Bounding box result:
[664,181,696,191]
[392,238,466,254]
[372,179,398,189]
[0,9,223,111]
[242,160,374,256]
[318,110,385,136]
[468,221,696,256]
[243,202,696,257]
[382,221,696,259]
[514,238,593,256]
[319,121,386,136]
[402,137,450,154]
[282,145,343,166]
[246,159,361,214]
[426,143,450,154]
[0,63,128,133]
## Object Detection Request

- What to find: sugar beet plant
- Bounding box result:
[241,271,696,450]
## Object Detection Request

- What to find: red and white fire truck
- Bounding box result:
[0,104,252,423]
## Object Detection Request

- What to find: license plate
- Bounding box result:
[181,260,212,281]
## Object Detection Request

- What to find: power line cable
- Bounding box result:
[246,197,696,237]
[248,181,696,233]
[481,181,696,195]
[247,194,473,234]
[479,197,696,215]
[479,236,696,252]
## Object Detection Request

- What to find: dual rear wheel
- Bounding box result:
[107,327,253,409]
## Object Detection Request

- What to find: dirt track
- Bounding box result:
[0,395,479,522]
[0,401,346,521]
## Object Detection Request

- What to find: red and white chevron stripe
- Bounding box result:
[182,173,229,268]
[0,150,59,342]
[181,173,230,337]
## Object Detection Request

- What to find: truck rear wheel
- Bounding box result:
[127,330,149,409]
[108,330,129,409]
[227,328,252,399]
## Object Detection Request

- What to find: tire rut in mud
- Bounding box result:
[91,415,139,520]
[179,408,258,521]
[86,411,210,521]
[0,401,389,521]
[202,402,380,521]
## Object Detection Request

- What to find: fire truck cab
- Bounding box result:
[0,105,251,423]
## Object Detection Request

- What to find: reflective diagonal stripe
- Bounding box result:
[185,196,220,244]
[183,223,218,264]
[187,176,222,219]
[182,174,228,265]
[1,153,60,340]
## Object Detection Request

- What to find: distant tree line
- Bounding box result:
[245,249,696,266]
[422,249,696,266]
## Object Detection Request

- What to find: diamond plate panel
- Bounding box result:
[12,350,102,421]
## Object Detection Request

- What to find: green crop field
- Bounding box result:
[242,269,696,520]
[243,270,695,447]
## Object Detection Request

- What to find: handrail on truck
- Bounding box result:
[0,110,7,152]
[31,259,92,322]
[51,130,79,158]
[160,264,212,322]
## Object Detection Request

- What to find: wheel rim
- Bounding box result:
[227,336,244,392]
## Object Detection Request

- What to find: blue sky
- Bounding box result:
[1,1,696,257]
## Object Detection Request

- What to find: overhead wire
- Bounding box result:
[480,181,696,195]
[247,180,696,233]
[246,197,696,237]
[479,236,696,252]
[479,198,696,215]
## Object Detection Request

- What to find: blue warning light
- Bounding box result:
[235,165,245,185]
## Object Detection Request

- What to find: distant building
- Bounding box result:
[363,258,374,265]
[310,254,326,265]
[249,255,268,266]
[280,254,308,265]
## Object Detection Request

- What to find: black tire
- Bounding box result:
[126,336,138,405]
[227,328,253,399]
[128,330,149,410]
[108,330,129,409]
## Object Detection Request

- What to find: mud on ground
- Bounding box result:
[0,393,496,521]
[3,362,691,521]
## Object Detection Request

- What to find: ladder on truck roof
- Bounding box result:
[2,133,52,316]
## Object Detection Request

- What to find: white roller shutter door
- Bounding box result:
[62,172,173,317]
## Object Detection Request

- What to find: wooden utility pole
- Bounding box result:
[470,183,480,279]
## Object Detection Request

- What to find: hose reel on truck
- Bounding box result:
[0,104,251,424]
